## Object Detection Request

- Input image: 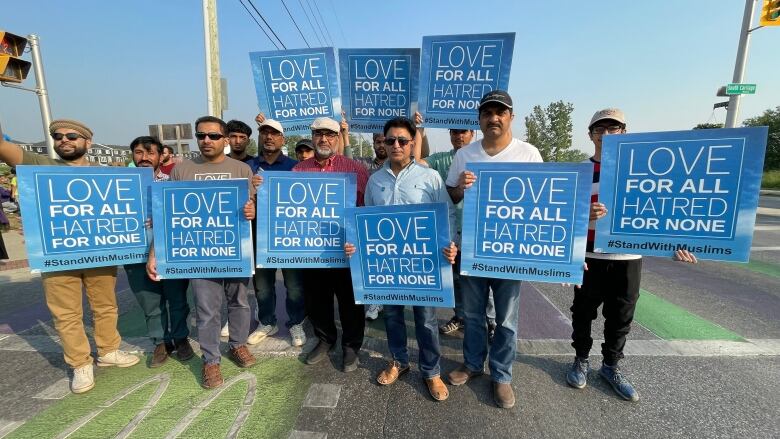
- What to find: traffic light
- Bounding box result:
[761,0,780,26]
[0,31,31,83]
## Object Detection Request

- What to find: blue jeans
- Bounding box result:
[453,252,496,324]
[461,276,521,384]
[254,268,305,328]
[383,305,441,379]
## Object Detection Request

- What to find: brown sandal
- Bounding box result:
[377,361,410,385]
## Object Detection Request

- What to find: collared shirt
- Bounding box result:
[365,160,456,241]
[293,154,369,206]
[250,153,297,174]
[354,156,385,175]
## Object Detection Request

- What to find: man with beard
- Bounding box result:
[146,116,257,389]
[244,118,307,348]
[353,133,388,175]
[158,145,176,176]
[226,120,255,164]
[293,117,369,372]
[445,91,543,409]
[125,136,193,368]
[0,119,140,394]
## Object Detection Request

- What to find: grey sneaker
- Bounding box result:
[365,304,382,320]
[247,323,278,345]
[97,350,140,368]
[290,324,306,347]
[599,364,640,402]
[566,357,589,389]
[71,364,95,394]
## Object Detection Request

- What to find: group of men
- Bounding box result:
[0,88,696,408]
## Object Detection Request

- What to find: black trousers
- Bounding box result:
[570,257,642,365]
[303,268,365,352]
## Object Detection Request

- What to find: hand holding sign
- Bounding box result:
[590,202,607,221]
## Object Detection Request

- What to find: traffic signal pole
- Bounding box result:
[725,0,758,128]
[29,35,55,159]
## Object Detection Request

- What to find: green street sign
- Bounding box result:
[726,83,756,95]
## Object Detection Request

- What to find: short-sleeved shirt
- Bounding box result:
[170,155,255,197]
[293,154,369,206]
[250,153,297,174]
[21,150,67,166]
[426,150,463,232]
[445,138,543,188]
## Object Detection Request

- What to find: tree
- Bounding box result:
[283,135,303,156]
[743,106,780,170]
[246,138,258,156]
[524,101,588,162]
[693,123,724,130]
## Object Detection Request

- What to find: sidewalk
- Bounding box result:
[0,229,27,272]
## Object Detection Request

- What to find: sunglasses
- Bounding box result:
[195,132,225,140]
[51,132,85,141]
[383,137,412,147]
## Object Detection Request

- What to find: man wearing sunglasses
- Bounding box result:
[445,90,543,409]
[344,116,457,401]
[293,117,369,372]
[146,116,257,390]
[0,119,140,394]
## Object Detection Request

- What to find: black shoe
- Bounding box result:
[305,340,332,365]
[174,338,195,362]
[488,321,496,344]
[439,316,464,334]
[342,348,359,372]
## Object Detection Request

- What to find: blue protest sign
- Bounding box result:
[152,179,253,279]
[345,203,454,307]
[594,127,768,262]
[418,33,514,129]
[17,166,154,273]
[338,48,420,133]
[249,47,340,134]
[460,163,592,284]
[256,171,356,268]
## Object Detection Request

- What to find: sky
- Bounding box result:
[1,0,777,155]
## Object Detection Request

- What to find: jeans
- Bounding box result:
[191,278,251,364]
[461,275,521,384]
[383,305,441,379]
[254,268,305,328]
[124,263,189,345]
[453,252,496,324]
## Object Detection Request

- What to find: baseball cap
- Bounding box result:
[295,139,313,152]
[479,90,513,111]
[310,117,340,133]
[589,108,626,128]
[259,119,284,135]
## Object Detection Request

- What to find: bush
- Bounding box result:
[762,170,780,189]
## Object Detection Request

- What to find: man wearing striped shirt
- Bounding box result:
[566,108,697,402]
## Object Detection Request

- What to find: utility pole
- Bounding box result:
[725,0,759,128]
[202,0,223,118]
[28,35,55,159]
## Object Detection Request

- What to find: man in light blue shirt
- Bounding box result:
[346,117,457,401]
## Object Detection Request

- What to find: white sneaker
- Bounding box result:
[220,322,230,337]
[247,324,278,345]
[289,324,306,347]
[71,364,95,394]
[365,304,383,320]
[97,350,140,368]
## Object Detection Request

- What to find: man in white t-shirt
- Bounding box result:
[445,90,543,409]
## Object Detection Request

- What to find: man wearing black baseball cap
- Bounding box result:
[294,139,314,162]
[445,90,543,409]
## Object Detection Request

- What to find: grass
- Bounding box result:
[762,170,780,189]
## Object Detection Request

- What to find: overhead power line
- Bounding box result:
[296,0,324,46]
[326,0,349,46]
[280,0,311,48]
[246,0,287,49]
[238,0,280,50]
[304,0,332,46]
[310,0,335,47]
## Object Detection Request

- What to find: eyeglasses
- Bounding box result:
[51,132,85,141]
[312,130,338,139]
[383,137,412,147]
[195,132,225,140]
[259,129,283,137]
[591,125,623,135]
